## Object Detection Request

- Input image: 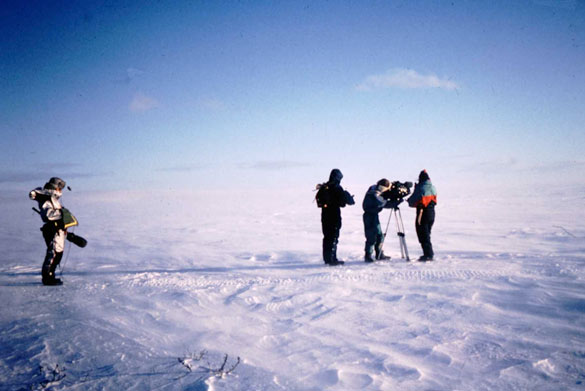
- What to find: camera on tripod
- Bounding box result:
[382,181,413,203]
[378,180,413,261]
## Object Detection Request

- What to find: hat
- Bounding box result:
[418,170,430,182]
[377,178,390,188]
[44,177,66,191]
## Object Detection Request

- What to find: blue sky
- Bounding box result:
[1,0,584,192]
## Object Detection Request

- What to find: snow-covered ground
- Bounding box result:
[1,184,584,390]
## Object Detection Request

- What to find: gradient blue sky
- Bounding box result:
[1,0,584,192]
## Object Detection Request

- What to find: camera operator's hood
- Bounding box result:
[329,169,343,184]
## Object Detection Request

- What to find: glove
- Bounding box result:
[344,191,355,205]
[348,195,355,205]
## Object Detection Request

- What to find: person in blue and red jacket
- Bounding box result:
[407,170,437,261]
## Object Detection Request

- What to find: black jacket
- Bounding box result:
[321,169,354,220]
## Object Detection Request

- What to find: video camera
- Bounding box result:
[382,181,413,203]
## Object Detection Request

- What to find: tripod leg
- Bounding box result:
[398,233,410,261]
[378,211,393,260]
[396,208,410,261]
[393,210,403,259]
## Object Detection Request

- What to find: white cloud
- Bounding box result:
[357,68,459,91]
[130,93,159,112]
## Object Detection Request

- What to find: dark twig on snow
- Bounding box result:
[177,350,240,378]
[209,354,241,377]
[553,225,577,238]
[177,357,193,372]
[178,349,207,372]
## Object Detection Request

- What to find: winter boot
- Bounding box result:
[323,242,332,265]
[331,243,344,265]
[364,251,375,263]
[375,249,391,260]
[42,252,63,286]
[324,251,343,265]
[42,276,63,286]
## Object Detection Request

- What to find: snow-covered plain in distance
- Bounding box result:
[1,183,584,390]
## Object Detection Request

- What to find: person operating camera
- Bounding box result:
[362,178,402,263]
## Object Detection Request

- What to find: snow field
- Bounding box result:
[1,186,584,390]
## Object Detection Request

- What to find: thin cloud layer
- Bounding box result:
[241,160,310,170]
[157,165,207,173]
[0,170,103,184]
[459,158,585,180]
[357,68,459,91]
[114,67,146,84]
[130,93,159,112]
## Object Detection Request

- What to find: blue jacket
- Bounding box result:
[362,185,396,215]
[407,180,437,209]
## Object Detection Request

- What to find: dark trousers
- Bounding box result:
[363,213,383,256]
[41,223,64,280]
[321,212,341,263]
[415,207,435,258]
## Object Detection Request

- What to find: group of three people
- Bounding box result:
[320,168,437,266]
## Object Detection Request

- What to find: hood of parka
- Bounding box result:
[328,169,343,185]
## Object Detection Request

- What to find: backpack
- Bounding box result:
[315,183,332,208]
[61,207,79,229]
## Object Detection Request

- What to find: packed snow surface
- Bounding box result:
[1,186,584,390]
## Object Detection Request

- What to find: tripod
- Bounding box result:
[379,207,410,261]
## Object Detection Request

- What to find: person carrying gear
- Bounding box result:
[317,169,355,266]
[407,170,437,261]
[362,178,402,263]
[29,177,86,285]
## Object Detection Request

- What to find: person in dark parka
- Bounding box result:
[407,170,437,261]
[319,169,354,266]
[362,178,401,262]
